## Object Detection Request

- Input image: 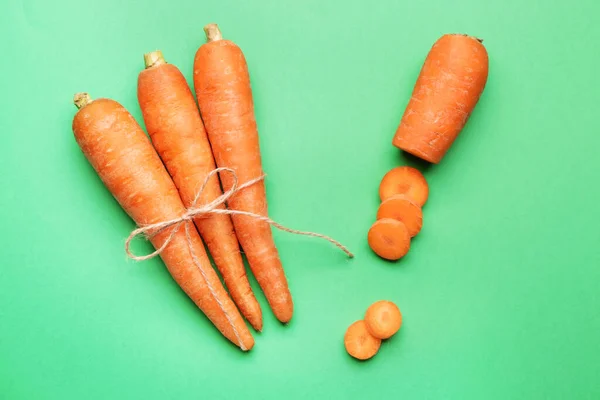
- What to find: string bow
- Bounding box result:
[125,167,354,260]
[123,168,353,350]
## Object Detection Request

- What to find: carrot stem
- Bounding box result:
[204,23,223,42]
[144,50,166,69]
[454,33,483,43]
[73,92,92,109]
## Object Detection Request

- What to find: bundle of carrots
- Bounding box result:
[368,34,488,261]
[72,23,351,351]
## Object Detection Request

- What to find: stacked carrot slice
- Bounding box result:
[344,300,403,360]
[368,166,429,261]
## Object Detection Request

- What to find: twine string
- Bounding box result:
[125,167,354,260]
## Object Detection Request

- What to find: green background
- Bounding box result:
[1,0,599,398]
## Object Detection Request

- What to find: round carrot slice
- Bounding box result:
[344,320,381,360]
[365,300,403,339]
[368,218,410,260]
[376,195,423,237]
[379,166,429,206]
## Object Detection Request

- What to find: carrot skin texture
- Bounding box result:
[392,34,489,164]
[72,98,254,350]
[194,27,293,323]
[137,59,263,331]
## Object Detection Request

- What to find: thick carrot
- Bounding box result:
[72,93,254,350]
[368,218,411,261]
[379,166,429,206]
[193,24,293,323]
[137,51,263,331]
[392,34,489,164]
[376,195,423,237]
[364,300,402,340]
[344,320,381,360]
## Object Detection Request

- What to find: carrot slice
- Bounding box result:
[344,320,381,360]
[379,166,429,206]
[376,195,423,237]
[365,300,403,339]
[367,218,410,261]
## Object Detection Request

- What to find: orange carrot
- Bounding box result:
[392,34,489,164]
[364,300,402,340]
[137,51,263,331]
[72,93,254,350]
[193,24,293,323]
[344,320,381,360]
[376,195,423,237]
[379,166,429,206]
[368,218,411,261]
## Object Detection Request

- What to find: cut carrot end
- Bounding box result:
[392,137,441,164]
[73,92,92,109]
[204,23,223,42]
[143,50,166,69]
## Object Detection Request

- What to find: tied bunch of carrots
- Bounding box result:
[72,24,298,351]
[368,34,488,260]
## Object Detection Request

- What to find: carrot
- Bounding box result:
[376,195,423,237]
[364,300,402,340]
[368,218,410,261]
[392,34,489,164]
[137,51,263,331]
[379,166,429,206]
[72,93,254,351]
[193,23,293,323]
[344,320,381,360]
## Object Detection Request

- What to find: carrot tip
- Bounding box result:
[249,316,263,332]
[204,23,222,42]
[143,50,166,69]
[73,92,92,109]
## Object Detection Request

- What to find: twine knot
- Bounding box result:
[125,167,354,261]
[123,167,353,350]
